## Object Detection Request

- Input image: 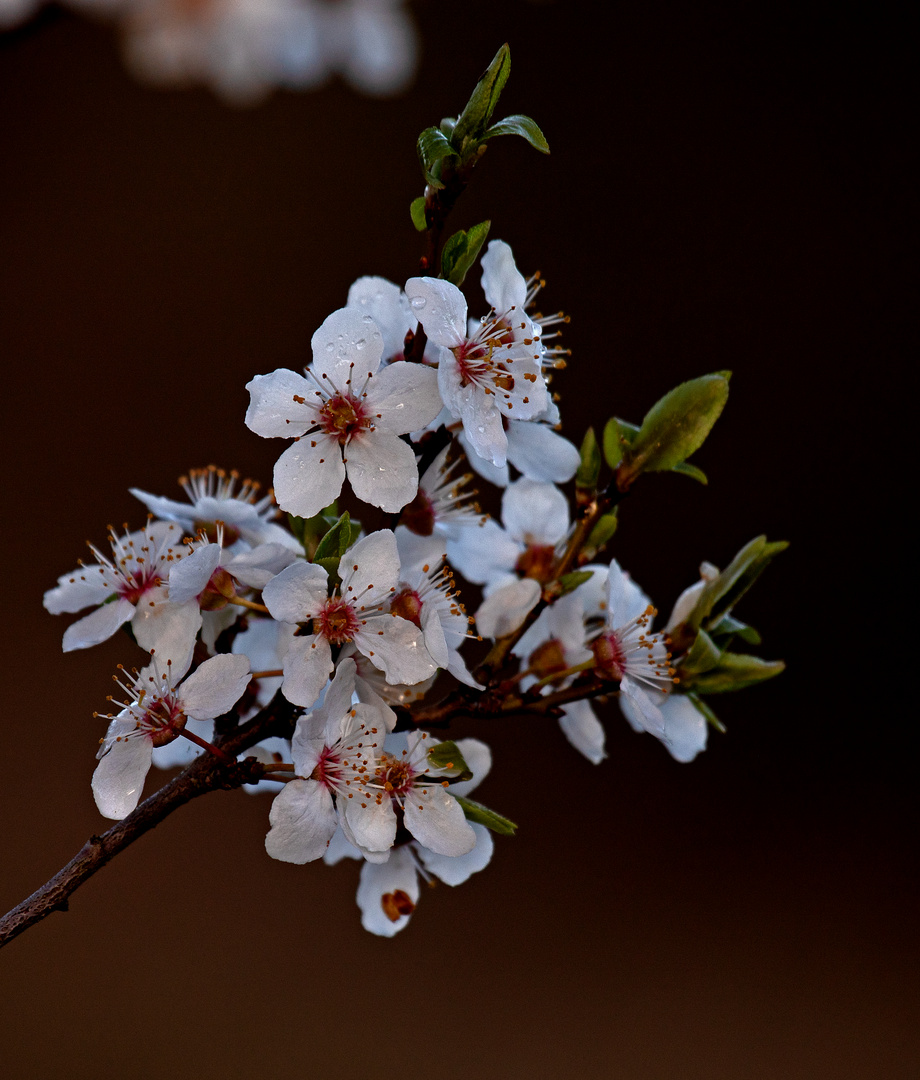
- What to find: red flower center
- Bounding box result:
[320,393,369,443]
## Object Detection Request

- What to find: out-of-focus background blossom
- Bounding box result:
[2,0,418,101]
[0,3,912,1078]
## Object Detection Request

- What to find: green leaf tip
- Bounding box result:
[454,795,518,836]
[441,220,491,286]
[452,44,512,153]
[621,373,730,483]
[409,196,427,232]
[483,114,550,154]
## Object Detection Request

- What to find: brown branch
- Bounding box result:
[0,693,299,950]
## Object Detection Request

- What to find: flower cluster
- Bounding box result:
[37,50,785,938]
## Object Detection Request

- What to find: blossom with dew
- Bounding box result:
[245,307,442,519]
[397,443,486,540]
[44,520,201,669]
[264,658,386,863]
[457,399,581,489]
[92,652,251,819]
[130,465,301,552]
[342,729,479,861]
[345,275,416,361]
[262,529,437,709]
[405,243,548,469]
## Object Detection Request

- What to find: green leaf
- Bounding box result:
[312,512,354,576]
[585,510,619,552]
[670,461,709,484]
[441,220,491,286]
[482,113,550,153]
[688,535,789,631]
[454,795,518,836]
[439,116,457,139]
[557,570,595,596]
[602,417,638,468]
[452,44,512,153]
[575,427,601,489]
[417,125,457,188]
[426,740,473,782]
[679,629,722,675]
[709,612,762,646]
[409,196,427,232]
[686,693,726,733]
[684,653,786,694]
[623,373,730,478]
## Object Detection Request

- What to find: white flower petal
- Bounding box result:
[61,597,136,652]
[558,700,607,765]
[338,530,400,597]
[281,634,333,709]
[132,594,200,674]
[272,437,346,520]
[92,723,153,820]
[346,275,415,359]
[403,785,476,856]
[447,738,492,799]
[366,361,442,433]
[354,614,437,686]
[404,276,467,348]
[179,653,250,719]
[265,780,337,863]
[44,569,113,615]
[475,579,542,640]
[345,431,420,513]
[417,822,494,886]
[345,790,396,853]
[310,306,384,384]
[244,369,313,438]
[506,421,581,484]
[480,239,527,312]
[262,560,328,624]
[501,478,569,544]
[167,544,222,605]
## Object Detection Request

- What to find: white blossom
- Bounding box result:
[245,307,442,519]
[130,465,300,552]
[264,658,385,863]
[405,243,548,469]
[353,737,493,935]
[92,653,251,820]
[589,561,676,740]
[448,477,569,596]
[343,730,477,860]
[262,529,437,709]
[44,520,200,670]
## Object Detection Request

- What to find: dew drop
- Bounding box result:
[410,295,426,310]
[325,342,335,353]
[355,338,366,350]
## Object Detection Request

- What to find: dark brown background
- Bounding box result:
[1,2,913,1077]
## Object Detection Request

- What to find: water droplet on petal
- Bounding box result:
[355,339,366,350]
[410,296,426,310]
[325,342,335,353]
